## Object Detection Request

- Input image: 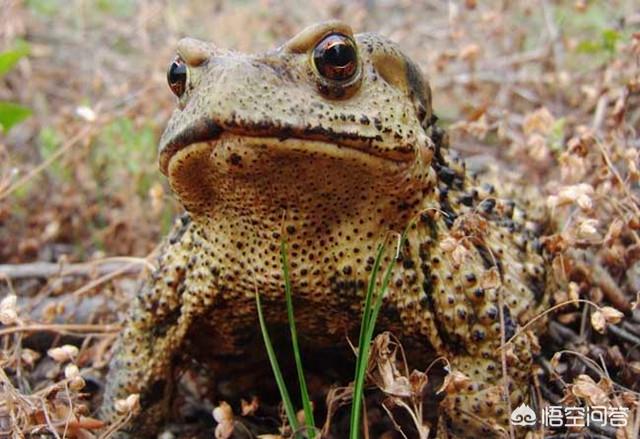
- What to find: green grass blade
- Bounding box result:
[0,101,32,133]
[349,227,412,439]
[349,240,387,439]
[367,229,411,343]
[281,240,316,437]
[353,241,386,376]
[255,289,299,434]
[0,40,30,77]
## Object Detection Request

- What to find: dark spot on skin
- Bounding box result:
[499,218,517,232]
[471,329,485,341]
[473,243,502,274]
[438,188,457,228]
[420,214,438,239]
[436,165,457,186]
[480,198,496,214]
[502,306,517,340]
[482,183,495,194]
[527,270,546,303]
[169,214,191,244]
[229,153,242,165]
[459,192,475,207]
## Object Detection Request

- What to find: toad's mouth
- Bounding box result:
[158,118,415,175]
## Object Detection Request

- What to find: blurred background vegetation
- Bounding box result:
[0,0,637,265]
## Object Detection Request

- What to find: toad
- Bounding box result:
[101,21,552,438]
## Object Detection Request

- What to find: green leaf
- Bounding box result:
[0,41,30,77]
[255,289,299,435]
[576,40,600,54]
[0,101,32,133]
[601,28,620,53]
[549,117,566,152]
[349,225,412,439]
[349,240,387,439]
[281,240,316,437]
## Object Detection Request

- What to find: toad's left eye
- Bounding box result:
[312,33,358,82]
[167,57,187,97]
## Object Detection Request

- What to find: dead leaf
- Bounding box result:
[213,401,234,439]
[480,267,501,290]
[591,309,606,333]
[241,396,259,416]
[438,370,472,394]
[571,374,610,406]
[601,306,624,325]
[550,352,563,370]
[523,107,555,135]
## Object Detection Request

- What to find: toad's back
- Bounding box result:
[101,21,552,438]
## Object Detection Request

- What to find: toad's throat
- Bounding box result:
[158,118,416,175]
[164,134,426,221]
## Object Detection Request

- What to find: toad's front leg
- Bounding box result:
[399,222,549,438]
[100,219,220,437]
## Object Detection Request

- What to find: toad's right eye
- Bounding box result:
[312,33,359,83]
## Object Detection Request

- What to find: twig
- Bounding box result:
[537,379,562,405]
[0,258,152,280]
[540,0,564,75]
[498,285,515,439]
[0,126,93,201]
[0,323,120,338]
[97,412,134,439]
[536,354,568,391]
[70,261,147,298]
[549,320,582,345]
[40,398,62,439]
[607,324,640,346]
[632,402,640,439]
[622,321,640,338]
[592,94,610,132]
[545,434,611,439]
[380,401,410,439]
[592,259,632,312]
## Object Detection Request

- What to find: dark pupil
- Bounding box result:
[324,42,354,67]
[167,61,187,96]
[314,34,357,81]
